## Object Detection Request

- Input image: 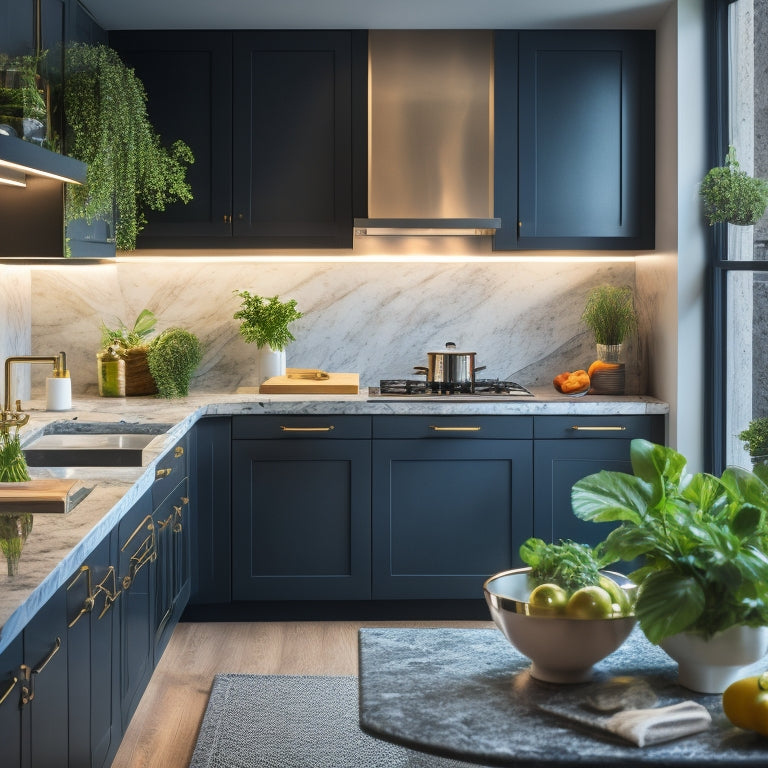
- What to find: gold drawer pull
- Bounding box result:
[280,426,335,432]
[174,445,184,458]
[429,426,482,432]
[570,425,627,431]
[156,467,173,479]
[0,676,18,707]
[33,637,62,675]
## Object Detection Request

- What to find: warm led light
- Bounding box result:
[0,158,79,184]
[0,167,26,187]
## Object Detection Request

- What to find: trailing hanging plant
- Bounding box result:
[233,291,303,351]
[581,284,637,346]
[700,146,768,226]
[63,43,194,250]
[146,327,203,399]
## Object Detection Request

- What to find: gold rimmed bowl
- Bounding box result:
[483,567,637,683]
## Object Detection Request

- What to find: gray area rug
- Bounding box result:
[189,674,483,768]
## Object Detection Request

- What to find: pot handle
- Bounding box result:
[474,366,486,374]
[413,366,428,376]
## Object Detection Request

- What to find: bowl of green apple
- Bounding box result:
[483,539,637,683]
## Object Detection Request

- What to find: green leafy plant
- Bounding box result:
[63,43,194,250]
[581,284,637,347]
[571,439,768,644]
[0,426,31,482]
[700,146,768,226]
[740,418,768,458]
[233,291,303,351]
[100,309,157,352]
[0,52,49,146]
[146,327,202,398]
[519,537,606,595]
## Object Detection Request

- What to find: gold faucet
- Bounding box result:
[2,352,67,430]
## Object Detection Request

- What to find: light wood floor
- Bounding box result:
[111,619,492,768]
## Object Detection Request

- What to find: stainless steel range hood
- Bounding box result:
[354,30,500,237]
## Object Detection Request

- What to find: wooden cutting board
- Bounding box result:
[0,478,84,514]
[258,372,360,394]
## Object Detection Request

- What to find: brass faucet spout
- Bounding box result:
[2,353,68,426]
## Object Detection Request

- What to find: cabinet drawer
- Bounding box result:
[533,415,665,441]
[232,415,371,440]
[152,436,189,506]
[372,416,533,440]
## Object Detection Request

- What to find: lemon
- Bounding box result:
[565,585,614,619]
[598,575,633,616]
[528,583,568,615]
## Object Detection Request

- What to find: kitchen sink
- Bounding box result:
[22,422,174,467]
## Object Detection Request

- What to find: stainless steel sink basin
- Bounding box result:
[23,422,173,467]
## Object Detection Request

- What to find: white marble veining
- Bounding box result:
[0,390,667,653]
[27,259,645,398]
[0,265,32,408]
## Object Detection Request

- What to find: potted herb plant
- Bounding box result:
[146,327,203,399]
[581,284,637,360]
[571,438,768,692]
[233,290,303,385]
[0,423,33,577]
[62,43,194,251]
[699,146,768,226]
[100,309,158,395]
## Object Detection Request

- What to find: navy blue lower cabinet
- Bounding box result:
[66,534,121,768]
[372,437,534,600]
[231,431,372,601]
[532,415,665,550]
[189,417,232,605]
[22,586,69,768]
[117,490,155,731]
[0,635,23,767]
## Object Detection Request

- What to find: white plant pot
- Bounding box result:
[660,625,768,694]
[255,346,286,386]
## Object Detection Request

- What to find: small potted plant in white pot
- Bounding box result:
[571,438,768,693]
[233,290,303,385]
[699,146,768,226]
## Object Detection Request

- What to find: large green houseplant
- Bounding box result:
[63,43,194,250]
[233,291,304,351]
[700,146,768,226]
[581,284,637,349]
[571,439,768,645]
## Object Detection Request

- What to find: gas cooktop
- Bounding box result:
[368,379,534,399]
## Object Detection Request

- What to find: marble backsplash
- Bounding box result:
[18,257,646,397]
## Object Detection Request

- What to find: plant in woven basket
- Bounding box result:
[146,328,203,399]
[63,42,194,250]
[700,146,768,226]
[100,309,158,395]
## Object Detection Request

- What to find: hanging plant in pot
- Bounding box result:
[233,290,303,386]
[571,438,768,693]
[62,43,194,252]
[699,145,768,226]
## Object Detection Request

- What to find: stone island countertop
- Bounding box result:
[0,389,668,654]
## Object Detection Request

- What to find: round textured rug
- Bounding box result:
[189,674,485,768]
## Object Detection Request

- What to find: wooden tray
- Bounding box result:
[258,372,359,394]
[0,478,89,514]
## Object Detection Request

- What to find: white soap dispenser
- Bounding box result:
[46,351,72,411]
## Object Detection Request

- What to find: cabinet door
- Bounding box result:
[117,491,155,730]
[232,438,372,600]
[22,588,68,768]
[232,31,355,248]
[372,439,533,599]
[66,534,121,768]
[494,30,655,250]
[189,417,232,605]
[109,31,234,242]
[0,636,22,768]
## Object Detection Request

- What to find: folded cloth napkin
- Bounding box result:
[538,700,712,747]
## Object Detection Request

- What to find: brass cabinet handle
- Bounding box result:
[67,565,95,628]
[429,426,482,432]
[156,467,173,479]
[32,637,62,675]
[280,426,335,432]
[19,637,61,707]
[0,675,18,707]
[174,446,184,458]
[120,515,156,590]
[570,425,627,431]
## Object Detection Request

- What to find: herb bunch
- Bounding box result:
[233,291,303,351]
[146,327,203,398]
[581,284,637,346]
[519,537,606,594]
[0,427,31,482]
[571,439,768,643]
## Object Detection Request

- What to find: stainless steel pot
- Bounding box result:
[414,342,486,386]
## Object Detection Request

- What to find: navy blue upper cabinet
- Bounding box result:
[494,30,655,251]
[110,30,366,249]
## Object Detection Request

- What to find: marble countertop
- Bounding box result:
[0,389,668,654]
[358,627,768,766]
